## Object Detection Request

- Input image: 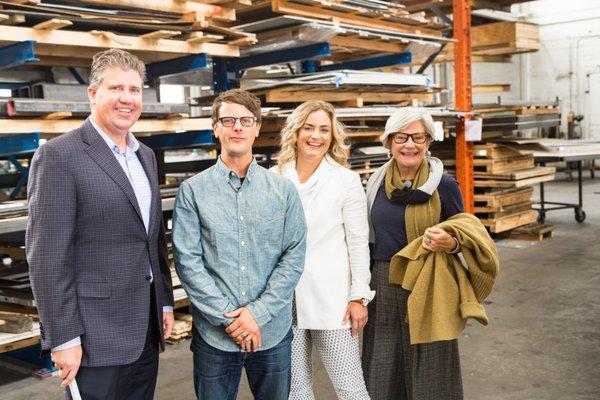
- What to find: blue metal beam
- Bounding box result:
[212,57,236,93]
[146,53,209,82]
[319,52,412,72]
[138,130,214,150]
[0,133,40,157]
[0,41,39,71]
[229,42,331,71]
[0,82,29,90]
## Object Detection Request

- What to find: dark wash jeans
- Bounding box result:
[191,325,293,400]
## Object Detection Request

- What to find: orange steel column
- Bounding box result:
[453,0,474,213]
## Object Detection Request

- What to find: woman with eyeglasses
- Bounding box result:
[361,107,465,400]
[273,100,374,400]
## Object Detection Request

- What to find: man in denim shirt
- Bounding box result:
[173,89,307,400]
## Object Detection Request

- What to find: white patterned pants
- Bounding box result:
[290,327,371,400]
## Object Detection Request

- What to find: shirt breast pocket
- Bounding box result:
[253,211,285,251]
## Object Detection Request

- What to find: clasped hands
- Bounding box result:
[224,307,261,353]
[421,227,458,253]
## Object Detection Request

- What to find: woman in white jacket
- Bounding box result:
[273,100,374,400]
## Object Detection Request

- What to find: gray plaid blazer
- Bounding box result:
[26,119,174,367]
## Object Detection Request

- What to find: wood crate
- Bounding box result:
[440,21,539,59]
[509,223,554,241]
[480,209,538,233]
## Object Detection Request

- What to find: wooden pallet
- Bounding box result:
[474,186,533,211]
[480,209,538,233]
[475,201,532,217]
[474,173,555,188]
[509,223,555,241]
[474,166,556,180]
[266,0,443,36]
[439,21,539,59]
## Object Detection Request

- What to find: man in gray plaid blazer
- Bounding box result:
[26,49,174,399]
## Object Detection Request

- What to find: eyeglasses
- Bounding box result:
[391,132,428,144]
[217,116,258,127]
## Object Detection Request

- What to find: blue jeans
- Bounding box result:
[191,325,293,400]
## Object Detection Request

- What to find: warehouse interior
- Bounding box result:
[0,0,598,399]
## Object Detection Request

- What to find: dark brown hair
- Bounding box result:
[211,89,262,123]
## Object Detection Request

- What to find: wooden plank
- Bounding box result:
[32,18,72,30]
[264,89,436,104]
[0,13,25,26]
[271,0,442,36]
[474,186,533,208]
[0,246,25,260]
[0,118,212,135]
[73,0,236,22]
[473,84,511,93]
[509,223,554,241]
[42,111,72,120]
[474,166,556,180]
[0,315,33,334]
[0,335,39,354]
[330,35,409,54]
[0,25,240,59]
[473,154,534,174]
[186,31,225,43]
[227,35,257,46]
[474,201,532,217]
[480,209,538,233]
[474,173,555,188]
[140,30,182,39]
[473,143,520,159]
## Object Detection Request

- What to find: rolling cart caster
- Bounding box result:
[575,208,586,223]
[537,210,546,224]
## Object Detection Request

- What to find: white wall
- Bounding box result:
[471,0,600,139]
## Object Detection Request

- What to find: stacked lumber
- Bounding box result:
[433,142,556,233]
[438,21,539,61]
[0,261,36,313]
[0,0,256,65]
[166,313,193,344]
[471,143,555,233]
[231,0,449,65]
[241,70,439,106]
[472,101,562,139]
[0,313,33,334]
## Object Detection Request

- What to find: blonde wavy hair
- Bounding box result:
[276,100,350,172]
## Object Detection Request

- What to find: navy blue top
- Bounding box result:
[371,173,465,262]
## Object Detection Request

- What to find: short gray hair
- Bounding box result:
[89,49,146,89]
[380,107,435,148]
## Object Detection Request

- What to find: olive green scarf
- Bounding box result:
[385,158,441,284]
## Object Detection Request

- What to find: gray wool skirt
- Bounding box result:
[362,260,463,400]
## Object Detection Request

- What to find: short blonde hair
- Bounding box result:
[276,100,350,171]
[380,107,435,149]
[89,49,146,89]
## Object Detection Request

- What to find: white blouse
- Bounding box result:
[274,156,375,330]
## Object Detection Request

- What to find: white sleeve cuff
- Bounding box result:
[52,336,81,352]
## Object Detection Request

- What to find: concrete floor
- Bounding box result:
[1,176,599,400]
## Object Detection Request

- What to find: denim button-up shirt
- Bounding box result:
[173,157,307,352]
